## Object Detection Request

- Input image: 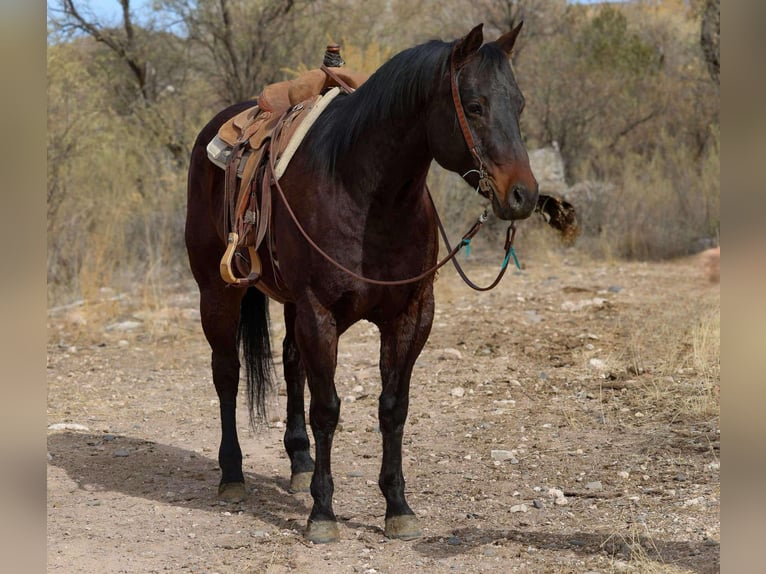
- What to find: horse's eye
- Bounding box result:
[466,102,483,116]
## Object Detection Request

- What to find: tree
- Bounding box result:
[700,0,719,85]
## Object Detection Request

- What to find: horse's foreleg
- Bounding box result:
[282,302,314,492]
[200,285,248,502]
[294,292,341,543]
[377,287,435,540]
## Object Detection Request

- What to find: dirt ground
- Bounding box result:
[47,252,720,573]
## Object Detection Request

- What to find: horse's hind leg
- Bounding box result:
[199,284,248,502]
[377,287,435,540]
[282,302,314,492]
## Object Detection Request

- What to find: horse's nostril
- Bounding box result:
[512,185,524,206]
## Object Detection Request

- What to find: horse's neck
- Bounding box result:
[339,116,432,209]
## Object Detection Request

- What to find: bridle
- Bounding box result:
[449,45,495,203]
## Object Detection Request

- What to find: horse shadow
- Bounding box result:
[46,431,313,532]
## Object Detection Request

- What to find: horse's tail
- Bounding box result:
[237,287,274,427]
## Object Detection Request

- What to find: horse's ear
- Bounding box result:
[494,20,524,55]
[453,23,484,65]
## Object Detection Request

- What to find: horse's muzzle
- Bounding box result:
[491,180,538,221]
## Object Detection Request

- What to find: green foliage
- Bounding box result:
[576,6,659,75]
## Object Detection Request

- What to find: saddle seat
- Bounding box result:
[207,66,369,289]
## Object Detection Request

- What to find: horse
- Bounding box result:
[185,22,538,543]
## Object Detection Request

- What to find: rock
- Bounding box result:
[450,387,465,398]
[510,504,529,513]
[105,320,142,332]
[585,481,603,491]
[113,448,130,457]
[439,348,463,361]
[617,471,630,479]
[447,536,461,545]
[48,423,90,432]
[532,499,544,509]
[673,472,688,482]
[561,298,607,312]
[588,358,606,370]
[547,488,568,505]
[347,471,364,478]
[524,310,542,324]
[352,385,364,393]
[491,450,515,462]
[608,285,623,293]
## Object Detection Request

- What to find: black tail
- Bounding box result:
[237,287,274,426]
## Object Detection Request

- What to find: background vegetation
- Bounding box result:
[47,0,719,304]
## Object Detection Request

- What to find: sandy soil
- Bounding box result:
[47,253,719,573]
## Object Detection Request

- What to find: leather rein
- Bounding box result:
[263,48,518,290]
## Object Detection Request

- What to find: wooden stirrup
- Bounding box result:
[220,233,262,286]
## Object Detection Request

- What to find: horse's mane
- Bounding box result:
[305,39,453,177]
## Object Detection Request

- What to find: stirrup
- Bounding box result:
[220,232,262,286]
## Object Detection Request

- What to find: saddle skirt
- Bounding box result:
[206,66,368,288]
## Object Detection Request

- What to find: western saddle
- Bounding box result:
[207,46,368,288]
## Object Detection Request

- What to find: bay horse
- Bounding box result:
[185,23,538,543]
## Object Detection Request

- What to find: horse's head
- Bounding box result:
[428,23,538,221]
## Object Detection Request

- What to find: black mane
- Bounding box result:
[305,39,453,177]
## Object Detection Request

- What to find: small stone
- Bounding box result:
[554,496,569,506]
[106,320,142,331]
[447,536,461,545]
[510,504,529,513]
[532,499,544,509]
[450,387,465,398]
[352,385,364,393]
[617,471,630,479]
[588,358,606,370]
[439,348,463,361]
[483,548,497,557]
[585,481,603,491]
[117,339,129,347]
[347,471,364,478]
[673,473,688,482]
[251,530,269,539]
[48,423,90,432]
[113,448,130,457]
[608,285,623,293]
[491,450,515,462]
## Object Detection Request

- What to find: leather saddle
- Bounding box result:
[206,66,369,288]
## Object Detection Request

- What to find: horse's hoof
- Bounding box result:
[385,515,423,540]
[305,519,340,543]
[289,471,313,493]
[218,482,248,503]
